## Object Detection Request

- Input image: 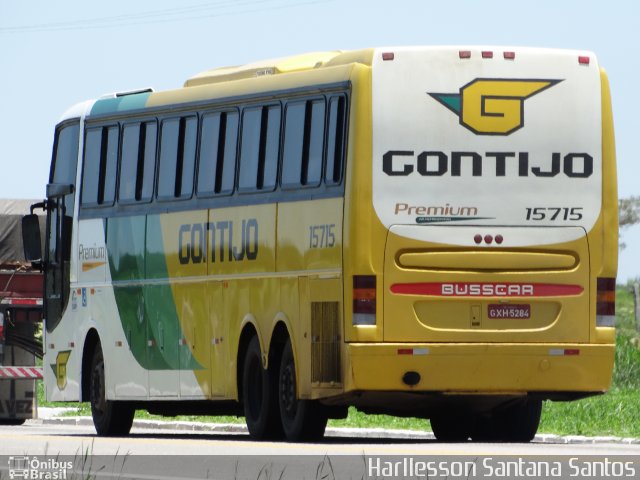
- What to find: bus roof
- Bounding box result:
[184,49,375,87]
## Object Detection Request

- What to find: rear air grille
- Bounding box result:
[311,301,342,385]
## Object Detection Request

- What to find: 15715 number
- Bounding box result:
[525,207,583,221]
[309,224,336,248]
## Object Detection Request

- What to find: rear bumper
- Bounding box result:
[346,343,614,393]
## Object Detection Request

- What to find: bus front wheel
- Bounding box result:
[89,343,134,436]
[278,339,328,442]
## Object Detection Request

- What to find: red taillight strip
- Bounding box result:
[390,282,584,297]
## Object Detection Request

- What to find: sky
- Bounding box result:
[1,0,639,281]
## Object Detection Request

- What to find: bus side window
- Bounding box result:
[81,125,119,207]
[119,123,140,202]
[282,99,325,189]
[158,116,197,200]
[197,111,238,197]
[140,122,158,202]
[325,95,347,186]
[239,105,281,193]
[120,121,157,203]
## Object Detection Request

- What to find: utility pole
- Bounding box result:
[633,282,640,333]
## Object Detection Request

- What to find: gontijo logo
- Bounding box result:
[429,78,562,135]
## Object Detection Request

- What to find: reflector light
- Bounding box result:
[459,50,471,59]
[596,277,616,326]
[549,348,581,356]
[503,51,516,60]
[482,51,493,59]
[397,348,429,356]
[578,56,590,65]
[353,275,376,325]
[474,234,482,244]
[495,235,504,245]
[382,52,395,61]
[484,235,493,244]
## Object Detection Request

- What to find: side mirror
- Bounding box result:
[46,183,73,199]
[22,214,42,266]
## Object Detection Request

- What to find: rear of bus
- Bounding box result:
[343,46,617,440]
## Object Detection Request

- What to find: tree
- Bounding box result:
[620,196,640,228]
[619,196,640,250]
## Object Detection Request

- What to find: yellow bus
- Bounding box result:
[23,46,618,442]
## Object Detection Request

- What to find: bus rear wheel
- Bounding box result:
[89,343,134,436]
[430,411,471,442]
[278,340,328,442]
[471,398,542,442]
[242,336,282,440]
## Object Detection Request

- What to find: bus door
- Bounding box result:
[44,121,80,333]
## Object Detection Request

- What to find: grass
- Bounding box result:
[40,285,640,437]
[536,283,640,437]
[538,389,640,437]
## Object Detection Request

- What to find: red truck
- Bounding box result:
[0,199,44,424]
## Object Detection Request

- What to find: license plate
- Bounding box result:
[488,304,531,319]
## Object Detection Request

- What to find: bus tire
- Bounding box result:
[0,419,26,426]
[278,339,328,442]
[501,398,542,442]
[89,343,134,436]
[430,412,471,442]
[471,398,542,443]
[470,414,500,442]
[242,336,282,440]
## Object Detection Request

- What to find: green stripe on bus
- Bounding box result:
[107,215,200,370]
[90,92,152,116]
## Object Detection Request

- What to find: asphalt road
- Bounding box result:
[0,420,638,479]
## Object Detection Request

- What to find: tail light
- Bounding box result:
[596,277,616,327]
[353,275,376,325]
[0,312,4,342]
